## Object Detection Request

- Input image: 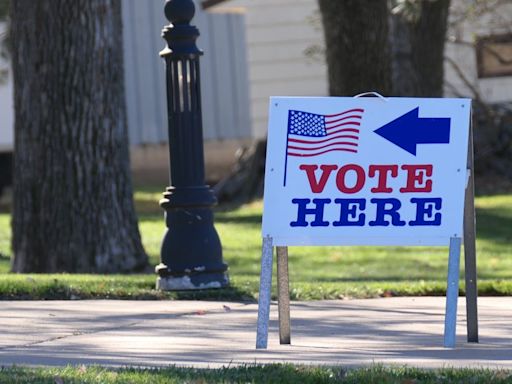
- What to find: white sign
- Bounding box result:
[262,97,471,246]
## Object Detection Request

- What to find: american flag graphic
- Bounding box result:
[286,108,364,157]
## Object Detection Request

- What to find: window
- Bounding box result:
[476,33,512,78]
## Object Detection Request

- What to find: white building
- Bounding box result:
[212,0,512,139]
[0,0,253,186]
[1,0,511,187]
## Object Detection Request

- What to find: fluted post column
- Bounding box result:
[155,0,229,290]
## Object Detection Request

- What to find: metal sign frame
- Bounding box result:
[255,100,478,350]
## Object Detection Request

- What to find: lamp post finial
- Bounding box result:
[164,0,195,25]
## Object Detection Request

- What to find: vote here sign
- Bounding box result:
[262,97,471,246]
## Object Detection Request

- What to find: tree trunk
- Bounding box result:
[318,0,392,96]
[10,0,148,273]
[214,139,266,205]
[391,0,451,97]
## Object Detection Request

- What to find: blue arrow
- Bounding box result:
[374,107,450,155]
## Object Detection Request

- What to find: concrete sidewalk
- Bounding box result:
[0,297,511,369]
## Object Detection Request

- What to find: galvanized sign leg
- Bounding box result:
[276,246,291,344]
[444,236,462,348]
[256,236,274,349]
[464,123,478,343]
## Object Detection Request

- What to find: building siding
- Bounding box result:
[216,0,328,138]
[217,0,512,140]
[122,0,252,145]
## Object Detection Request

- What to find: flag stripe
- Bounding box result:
[324,108,364,118]
[288,141,358,151]
[325,128,360,137]
[288,134,359,144]
[325,114,363,124]
[288,148,358,157]
[325,121,361,130]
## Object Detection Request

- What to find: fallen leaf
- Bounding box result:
[382,290,396,298]
[223,305,231,312]
[494,371,511,380]
[196,310,207,315]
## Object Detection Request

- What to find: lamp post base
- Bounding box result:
[155,204,228,291]
[156,266,229,291]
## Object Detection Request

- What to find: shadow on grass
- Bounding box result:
[215,214,262,225]
[137,212,263,226]
[141,206,511,234]
[0,276,256,302]
[476,208,512,244]
[0,254,10,274]
[134,202,162,216]
[302,276,441,283]
[169,285,256,302]
[137,213,163,223]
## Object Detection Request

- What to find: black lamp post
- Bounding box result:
[155,0,229,290]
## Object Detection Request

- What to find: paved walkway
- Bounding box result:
[1,297,511,368]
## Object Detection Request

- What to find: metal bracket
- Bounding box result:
[444,236,462,348]
[277,246,291,344]
[256,236,274,349]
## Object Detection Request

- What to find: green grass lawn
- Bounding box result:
[0,191,511,300]
[0,364,511,384]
